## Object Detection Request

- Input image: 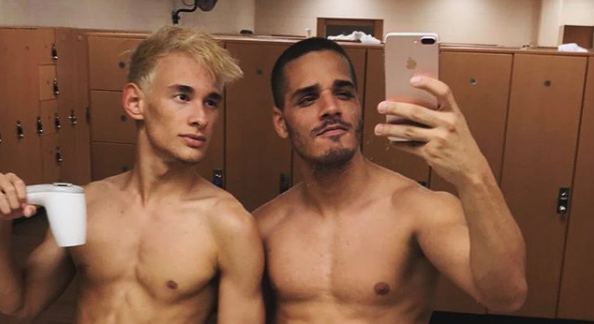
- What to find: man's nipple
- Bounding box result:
[374,282,390,295]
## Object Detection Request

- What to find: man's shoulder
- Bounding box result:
[252,184,299,238]
[205,190,259,241]
[83,173,129,202]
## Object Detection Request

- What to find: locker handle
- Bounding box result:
[0,128,2,144]
[55,147,63,164]
[53,79,59,97]
[557,187,570,214]
[279,173,291,194]
[36,117,44,135]
[16,121,24,139]
[52,44,58,61]
[69,109,78,126]
[54,114,61,130]
[212,168,223,188]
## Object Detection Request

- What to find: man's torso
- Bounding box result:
[258,167,441,324]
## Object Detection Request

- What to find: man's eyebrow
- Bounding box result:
[168,84,195,93]
[291,84,320,102]
[206,91,223,102]
[333,79,356,89]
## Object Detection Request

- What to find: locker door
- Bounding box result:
[431,51,513,314]
[41,133,61,183]
[91,142,136,181]
[225,42,292,211]
[362,48,430,185]
[500,54,586,318]
[557,57,594,321]
[0,29,43,184]
[292,47,367,185]
[88,35,144,91]
[56,28,92,185]
[90,90,136,144]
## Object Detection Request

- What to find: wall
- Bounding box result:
[254,0,541,47]
[0,0,255,34]
[537,0,594,47]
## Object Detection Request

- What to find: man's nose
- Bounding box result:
[190,104,209,129]
[319,92,342,119]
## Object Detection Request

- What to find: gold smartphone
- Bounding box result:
[384,32,439,141]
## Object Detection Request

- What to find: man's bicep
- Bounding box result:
[16,228,76,320]
[216,215,265,324]
[416,198,479,301]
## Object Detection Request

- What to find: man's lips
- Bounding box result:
[180,134,207,147]
[316,125,349,136]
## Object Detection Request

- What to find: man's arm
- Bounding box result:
[213,200,265,324]
[0,173,76,323]
[374,77,527,312]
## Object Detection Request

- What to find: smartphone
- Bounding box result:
[384,32,439,141]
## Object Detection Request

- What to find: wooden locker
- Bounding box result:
[38,65,58,101]
[56,28,92,185]
[0,29,45,184]
[362,48,430,184]
[431,51,513,314]
[91,142,136,181]
[291,47,367,185]
[225,42,292,211]
[88,35,144,91]
[499,54,586,318]
[90,90,136,144]
[557,57,594,321]
[40,133,61,183]
[40,100,59,136]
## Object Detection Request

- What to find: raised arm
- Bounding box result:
[374,77,527,312]
[0,173,76,323]
[213,200,265,324]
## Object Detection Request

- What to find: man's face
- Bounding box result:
[280,50,362,166]
[141,52,222,165]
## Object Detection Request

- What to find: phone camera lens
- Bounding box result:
[421,37,436,45]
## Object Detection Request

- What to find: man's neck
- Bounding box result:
[126,139,202,205]
[298,152,373,216]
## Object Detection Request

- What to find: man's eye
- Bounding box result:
[298,95,316,106]
[175,94,190,101]
[336,91,354,99]
[205,100,219,108]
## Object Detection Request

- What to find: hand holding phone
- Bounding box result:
[384,32,439,141]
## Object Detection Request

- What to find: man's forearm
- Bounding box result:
[0,221,25,316]
[457,170,527,311]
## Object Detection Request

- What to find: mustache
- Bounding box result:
[311,117,353,136]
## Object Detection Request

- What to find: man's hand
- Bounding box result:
[0,173,37,221]
[374,76,491,188]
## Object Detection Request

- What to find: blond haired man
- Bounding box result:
[0,26,264,324]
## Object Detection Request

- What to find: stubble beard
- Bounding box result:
[287,117,364,175]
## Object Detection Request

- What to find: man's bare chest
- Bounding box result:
[70,206,219,299]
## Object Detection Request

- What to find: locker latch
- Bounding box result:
[0,128,2,144]
[53,79,59,97]
[16,121,24,139]
[54,114,61,131]
[69,109,78,126]
[557,187,570,214]
[52,44,58,61]
[55,146,63,164]
[212,169,223,188]
[36,117,44,135]
[279,173,291,193]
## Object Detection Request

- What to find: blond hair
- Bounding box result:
[128,26,243,91]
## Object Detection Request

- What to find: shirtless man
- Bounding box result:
[254,38,527,323]
[0,26,264,324]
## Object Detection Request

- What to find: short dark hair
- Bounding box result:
[271,37,358,110]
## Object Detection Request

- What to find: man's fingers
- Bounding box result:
[374,122,434,143]
[378,101,443,128]
[410,76,459,113]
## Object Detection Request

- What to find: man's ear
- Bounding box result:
[122,83,146,121]
[272,106,289,139]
